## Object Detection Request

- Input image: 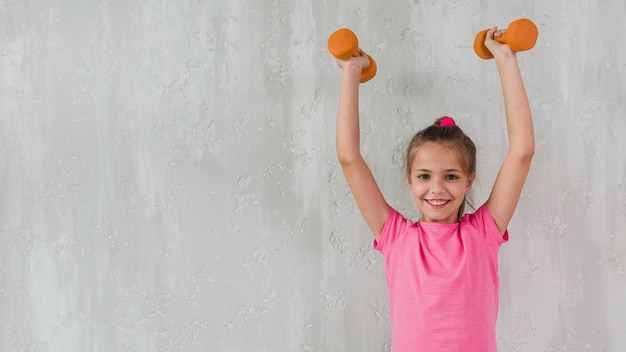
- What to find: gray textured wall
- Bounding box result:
[1,0,625,351]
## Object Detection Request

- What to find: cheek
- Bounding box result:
[410,182,426,196]
[461,184,472,196]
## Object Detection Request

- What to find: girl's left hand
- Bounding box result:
[484,26,516,59]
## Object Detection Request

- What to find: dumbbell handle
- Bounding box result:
[474,18,538,60]
[328,28,377,83]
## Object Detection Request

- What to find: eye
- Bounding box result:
[446,174,459,181]
[417,174,430,180]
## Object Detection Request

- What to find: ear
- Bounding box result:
[465,172,476,193]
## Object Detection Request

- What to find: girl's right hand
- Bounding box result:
[335,48,371,71]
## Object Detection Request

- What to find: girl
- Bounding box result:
[334,26,535,351]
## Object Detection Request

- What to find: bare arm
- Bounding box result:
[335,50,390,240]
[484,27,536,234]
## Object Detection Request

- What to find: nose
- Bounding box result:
[429,177,446,194]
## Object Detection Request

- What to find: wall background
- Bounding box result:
[1,0,625,351]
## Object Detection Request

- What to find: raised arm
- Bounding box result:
[484,27,536,234]
[335,49,390,240]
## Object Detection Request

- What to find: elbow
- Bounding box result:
[525,141,536,160]
[522,144,535,160]
[336,150,363,167]
[337,154,358,167]
[523,150,534,166]
[512,135,535,162]
[512,146,534,164]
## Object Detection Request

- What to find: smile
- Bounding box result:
[426,199,450,207]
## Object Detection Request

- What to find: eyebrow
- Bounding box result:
[414,168,463,173]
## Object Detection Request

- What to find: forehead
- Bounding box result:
[411,143,463,170]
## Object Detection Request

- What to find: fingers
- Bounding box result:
[487,26,507,41]
[352,48,371,67]
[335,48,370,69]
[484,25,516,58]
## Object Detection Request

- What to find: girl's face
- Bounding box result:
[408,143,475,224]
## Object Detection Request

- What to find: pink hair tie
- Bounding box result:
[440,116,456,127]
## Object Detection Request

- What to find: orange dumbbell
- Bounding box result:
[473,18,538,59]
[328,28,377,83]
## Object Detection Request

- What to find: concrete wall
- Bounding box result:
[1,0,624,351]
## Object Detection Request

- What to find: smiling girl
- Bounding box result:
[332,26,535,351]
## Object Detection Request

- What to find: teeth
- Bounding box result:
[428,200,447,206]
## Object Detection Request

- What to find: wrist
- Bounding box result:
[342,69,362,85]
[494,52,518,68]
[342,61,362,76]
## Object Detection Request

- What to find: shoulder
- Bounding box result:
[374,208,414,252]
[462,203,509,243]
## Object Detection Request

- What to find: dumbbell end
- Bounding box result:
[328,28,359,60]
[473,29,494,60]
[507,18,538,52]
[360,55,377,83]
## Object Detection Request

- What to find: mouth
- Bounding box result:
[426,199,450,208]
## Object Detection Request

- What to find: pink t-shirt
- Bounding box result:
[374,204,508,352]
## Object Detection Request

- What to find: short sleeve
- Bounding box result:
[465,203,509,245]
[373,208,411,254]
